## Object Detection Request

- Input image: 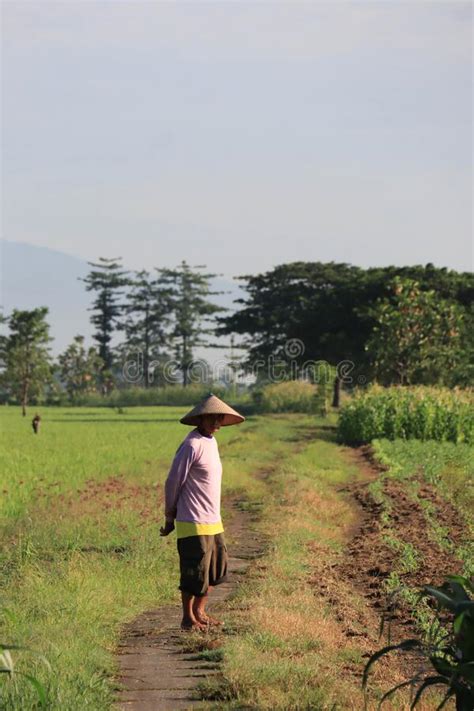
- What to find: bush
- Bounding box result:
[251,380,318,413]
[55,384,251,408]
[338,385,474,445]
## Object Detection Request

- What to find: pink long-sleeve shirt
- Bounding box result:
[164,429,223,532]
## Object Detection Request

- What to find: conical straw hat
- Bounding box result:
[180,393,245,427]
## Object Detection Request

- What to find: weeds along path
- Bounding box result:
[114,496,265,711]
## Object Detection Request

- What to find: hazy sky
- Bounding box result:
[2,1,473,278]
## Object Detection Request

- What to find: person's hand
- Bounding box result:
[160,520,175,536]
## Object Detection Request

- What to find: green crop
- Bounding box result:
[338,384,474,445]
[363,574,474,710]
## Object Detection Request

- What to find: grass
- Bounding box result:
[0,406,291,709]
[0,406,467,710]
[201,421,421,711]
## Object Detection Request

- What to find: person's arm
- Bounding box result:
[160,442,196,536]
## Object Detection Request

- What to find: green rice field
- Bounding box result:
[0,405,471,710]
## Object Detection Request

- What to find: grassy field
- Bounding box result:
[0,406,470,710]
[0,406,304,709]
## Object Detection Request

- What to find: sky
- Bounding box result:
[2,0,473,279]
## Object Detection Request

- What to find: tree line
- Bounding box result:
[0,258,472,414]
[217,262,473,402]
[0,259,225,414]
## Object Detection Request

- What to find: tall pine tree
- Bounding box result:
[159,261,226,386]
[120,270,172,387]
[80,257,130,374]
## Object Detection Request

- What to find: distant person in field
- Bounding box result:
[32,414,41,434]
[160,393,245,631]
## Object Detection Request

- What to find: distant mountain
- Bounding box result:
[0,241,244,363]
[1,241,93,355]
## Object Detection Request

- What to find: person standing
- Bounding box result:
[160,393,245,630]
[32,414,41,434]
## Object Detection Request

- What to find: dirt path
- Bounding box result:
[114,498,263,711]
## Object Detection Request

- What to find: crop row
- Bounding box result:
[338,384,474,444]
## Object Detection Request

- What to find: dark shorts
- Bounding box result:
[177,533,228,597]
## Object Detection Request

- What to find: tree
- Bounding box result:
[159,261,226,386]
[0,308,53,415]
[119,270,172,387]
[0,311,8,368]
[80,257,130,373]
[223,334,245,397]
[58,335,104,402]
[217,262,376,390]
[217,262,473,389]
[448,301,474,387]
[365,276,464,385]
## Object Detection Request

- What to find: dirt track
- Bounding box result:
[114,498,263,711]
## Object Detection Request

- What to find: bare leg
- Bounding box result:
[181,592,205,630]
[192,587,223,626]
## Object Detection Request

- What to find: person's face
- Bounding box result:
[199,414,224,435]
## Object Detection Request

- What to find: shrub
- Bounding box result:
[53,384,251,408]
[251,381,318,413]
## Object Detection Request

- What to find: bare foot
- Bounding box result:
[194,613,223,627]
[180,618,207,632]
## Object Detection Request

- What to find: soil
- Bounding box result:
[113,497,264,711]
[309,442,466,687]
[341,444,465,620]
[34,475,162,523]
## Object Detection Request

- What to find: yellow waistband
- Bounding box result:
[175,520,224,539]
